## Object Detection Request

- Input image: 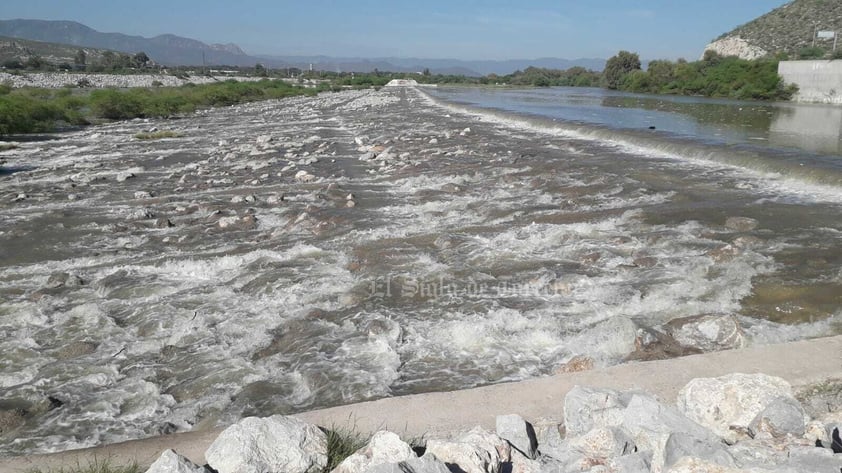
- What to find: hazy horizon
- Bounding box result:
[2,0,789,61]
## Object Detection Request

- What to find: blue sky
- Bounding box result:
[2,0,789,60]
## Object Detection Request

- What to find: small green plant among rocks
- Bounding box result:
[322,426,371,473]
[134,130,182,140]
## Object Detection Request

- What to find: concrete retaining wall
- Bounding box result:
[779,60,842,104]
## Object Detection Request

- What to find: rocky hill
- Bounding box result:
[0,19,253,66]
[704,0,842,59]
[0,35,118,66]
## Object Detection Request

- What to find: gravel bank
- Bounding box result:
[0,72,269,88]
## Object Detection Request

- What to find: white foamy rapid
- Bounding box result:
[0,87,840,456]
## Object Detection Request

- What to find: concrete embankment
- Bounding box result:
[2,335,840,472]
[779,60,842,104]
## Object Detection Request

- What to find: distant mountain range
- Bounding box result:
[258,55,606,76]
[0,18,605,75]
[0,19,253,66]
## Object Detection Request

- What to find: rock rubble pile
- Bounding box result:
[144,374,842,473]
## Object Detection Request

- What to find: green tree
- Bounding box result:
[74,49,87,67]
[603,51,641,89]
[646,60,675,91]
[133,52,150,68]
[24,55,45,70]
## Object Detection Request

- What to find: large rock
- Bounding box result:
[661,433,735,471]
[459,427,512,464]
[495,414,538,459]
[569,426,636,460]
[508,448,541,473]
[333,431,415,473]
[424,428,509,473]
[724,216,759,232]
[606,452,653,473]
[677,374,804,444]
[622,393,720,473]
[726,438,791,469]
[563,386,627,437]
[205,415,328,473]
[145,449,207,473]
[781,445,842,473]
[370,455,452,473]
[569,316,640,363]
[748,396,808,439]
[424,440,496,473]
[664,314,745,352]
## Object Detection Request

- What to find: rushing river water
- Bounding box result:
[1,87,841,456]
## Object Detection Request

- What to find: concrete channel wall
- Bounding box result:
[779,60,842,104]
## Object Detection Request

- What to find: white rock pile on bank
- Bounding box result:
[144,373,841,473]
[0,72,264,89]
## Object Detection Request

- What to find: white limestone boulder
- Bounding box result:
[145,449,207,473]
[661,432,736,471]
[664,314,745,352]
[563,385,627,437]
[622,393,721,473]
[424,428,510,473]
[677,374,805,444]
[205,415,328,473]
[495,414,538,459]
[569,426,636,460]
[332,431,415,473]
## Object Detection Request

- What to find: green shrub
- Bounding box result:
[0,94,66,134]
[89,89,146,119]
[798,46,827,59]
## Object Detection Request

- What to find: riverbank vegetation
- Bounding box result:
[0,79,317,135]
[603,50,797,100]
[0,49,799,136]
[304,50,794,100]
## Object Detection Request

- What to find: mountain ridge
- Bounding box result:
[0,19,254,66]
[0,18,605,74]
